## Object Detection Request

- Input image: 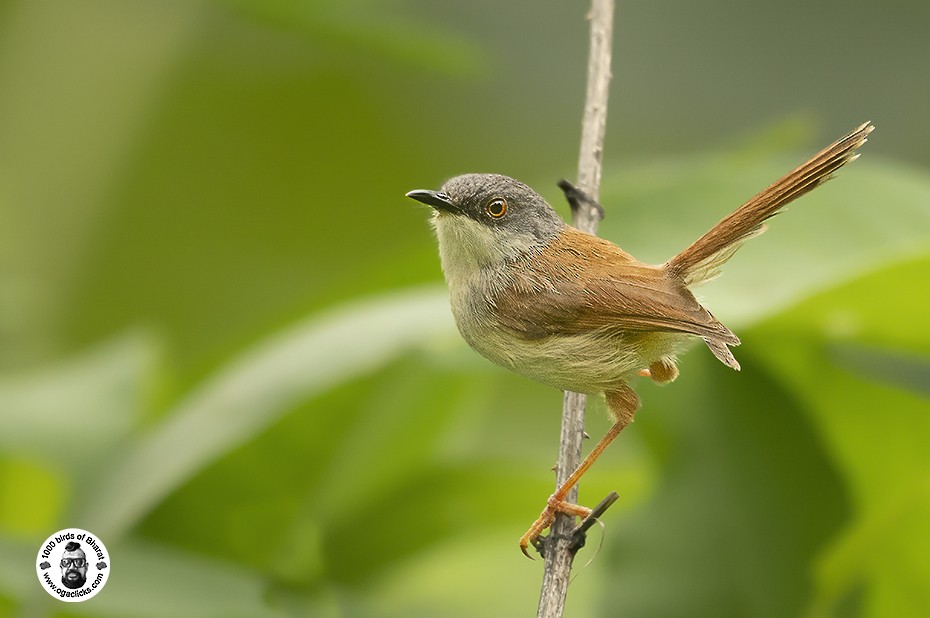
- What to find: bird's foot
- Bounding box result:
[519,494,592,558]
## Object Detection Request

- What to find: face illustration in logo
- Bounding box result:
[60,542,88,589]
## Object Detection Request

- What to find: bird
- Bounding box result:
[406,121,874,556]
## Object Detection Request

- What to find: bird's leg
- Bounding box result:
[520,384,639,556]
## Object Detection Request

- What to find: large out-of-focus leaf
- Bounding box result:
[829,343,930,397]
[0,332,156,469]
[0,331,157,537]
[599,353,849,617]
[751,257,930,617]
[132,350,636,616]
[75,287,456,540]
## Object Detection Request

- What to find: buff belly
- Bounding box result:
[455,308,688,394]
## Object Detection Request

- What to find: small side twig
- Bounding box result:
[571,491,620,551]
[535,1,615,617]
[558,179,605,222]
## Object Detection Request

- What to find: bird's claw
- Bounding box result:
[519,495,592,558]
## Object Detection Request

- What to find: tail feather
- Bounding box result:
[703,336,741,371]
[668,121,874,286]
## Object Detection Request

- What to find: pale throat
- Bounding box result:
[431,212,542,293]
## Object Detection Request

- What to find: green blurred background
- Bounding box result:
[1,0,928,616]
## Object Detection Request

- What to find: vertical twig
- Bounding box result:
[536,1,614,617]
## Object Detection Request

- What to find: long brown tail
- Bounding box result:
[667,121,874,286]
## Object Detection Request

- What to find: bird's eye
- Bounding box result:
[485,198,508,219]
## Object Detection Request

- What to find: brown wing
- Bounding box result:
[493,227,740,367]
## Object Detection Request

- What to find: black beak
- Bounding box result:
[405,189,459,213]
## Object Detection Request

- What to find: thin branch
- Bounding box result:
[535,1,615,617]
[575,0,614,215]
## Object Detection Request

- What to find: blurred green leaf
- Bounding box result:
[76,287,456,540]
[829,343,930,397]
[0,458,62,537]
[108,341,630,616]
[600,354,849,617]
[751,257,930,617]
[811,477,930,618]
[0,331,157,470]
